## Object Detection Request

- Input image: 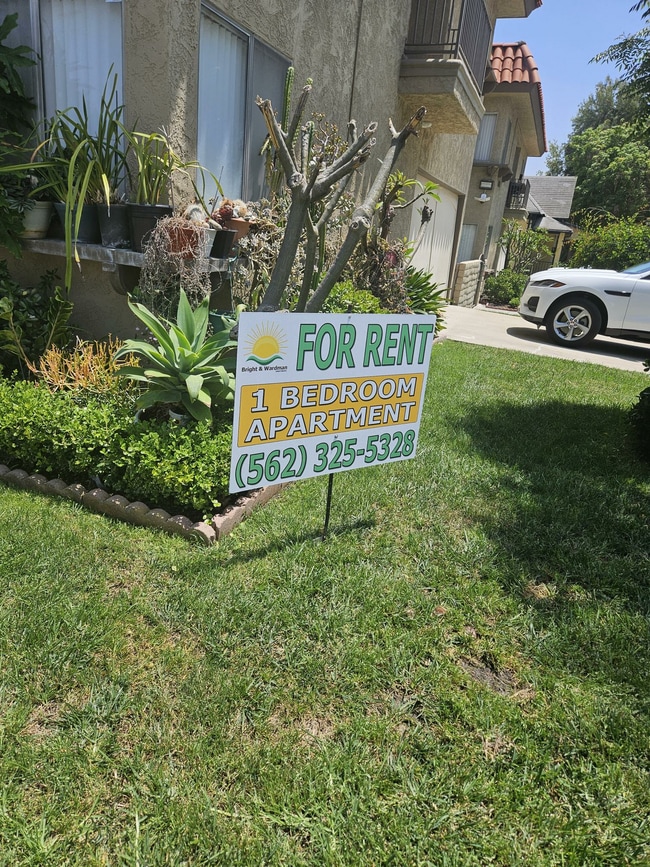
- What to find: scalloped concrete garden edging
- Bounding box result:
[0,464,285,545]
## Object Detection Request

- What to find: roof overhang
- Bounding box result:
[493,82,546,155]
[495,0,542,18]
[530,214,573,234]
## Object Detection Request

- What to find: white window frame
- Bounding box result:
[474,112,497,163]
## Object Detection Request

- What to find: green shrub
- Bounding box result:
[0,379,232,516]
[321,280,384,314]
[570,218,650,270]
[482,269,527,307]
[102,419,232,514]
[0,261,72,376]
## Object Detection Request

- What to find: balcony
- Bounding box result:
[399,0,492,135]
[505,177,530,210]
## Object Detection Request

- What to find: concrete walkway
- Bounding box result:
[440,303,649,373]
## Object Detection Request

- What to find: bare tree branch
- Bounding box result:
[256,97,297,180]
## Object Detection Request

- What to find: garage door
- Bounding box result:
[409,182,458,289]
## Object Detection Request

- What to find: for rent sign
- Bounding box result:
[229,313,436,493]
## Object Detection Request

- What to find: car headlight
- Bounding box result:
[530,279,566,288]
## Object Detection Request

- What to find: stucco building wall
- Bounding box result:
[212,0,411,146]
[123,1,202,162]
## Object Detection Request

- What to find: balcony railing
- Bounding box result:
[506,178,530,210]
[405,0,492,90]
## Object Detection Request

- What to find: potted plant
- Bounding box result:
[1,69,134,286]
[88,69,132,248]
[161,205,218,260]
[54,69,132,260]
[212,197,253,245]
[0,12,50,253]
[0,145,56,247]
[114,289,241,424]
[124,128,224,255]
[17,171,55,239]
[123,129,177,251]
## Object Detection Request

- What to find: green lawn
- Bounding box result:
[0,341,648,866]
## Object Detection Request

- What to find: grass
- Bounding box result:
[0,340,648,866]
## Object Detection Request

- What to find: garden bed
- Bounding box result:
[0,374,288,543]
[0,461,285,544]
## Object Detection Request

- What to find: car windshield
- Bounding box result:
[621,262,650,275]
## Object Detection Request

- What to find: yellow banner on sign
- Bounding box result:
[237,373,425,447]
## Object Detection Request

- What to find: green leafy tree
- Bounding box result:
[592,4,650,125]
[544,75,646,177]
[570,217,650,270]
[571,77,644,134]
[543,140,566,175]
[564,124,650,217]
[498,219,552,274]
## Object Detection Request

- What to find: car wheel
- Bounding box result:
[545,298,602,347]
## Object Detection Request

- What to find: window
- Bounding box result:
[4,0,123,129]
[500,119,512,166]
[457,224,477,263]
[474,112,497,163]
[198,7,290,203]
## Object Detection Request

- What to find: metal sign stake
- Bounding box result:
[322,473,335,541]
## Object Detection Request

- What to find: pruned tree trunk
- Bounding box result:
[255,84,425,312]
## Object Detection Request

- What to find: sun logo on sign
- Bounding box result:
[245,321,288,365]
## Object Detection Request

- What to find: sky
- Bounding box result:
[494,0,647,174]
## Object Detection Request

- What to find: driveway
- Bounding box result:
[440,304,649,373]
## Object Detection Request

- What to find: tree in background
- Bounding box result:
[542,78,643,177]
[593,3,650,125]
[565,124,650,217]
[571,77,644,134]
[541,3,650,218]
[570,215,650,270]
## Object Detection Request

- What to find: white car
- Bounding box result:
[519,262,650,347]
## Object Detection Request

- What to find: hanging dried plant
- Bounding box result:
[136,215,214,320]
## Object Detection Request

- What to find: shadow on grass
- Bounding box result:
[460,399,649,688]
[224,516,376,565]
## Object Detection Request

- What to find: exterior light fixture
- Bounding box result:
[479,179,494,190]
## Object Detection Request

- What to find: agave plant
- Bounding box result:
[114,290,241,423]
[405,266,446,333]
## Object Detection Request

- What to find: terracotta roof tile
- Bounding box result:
[490,42,541,86]
[490,41,546,152]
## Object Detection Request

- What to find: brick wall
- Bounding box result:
[451,259,483,307]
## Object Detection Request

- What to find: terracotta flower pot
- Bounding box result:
[224,217,252,243]
[166,224,216,259]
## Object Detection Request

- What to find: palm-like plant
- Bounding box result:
[114,291,241,424]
